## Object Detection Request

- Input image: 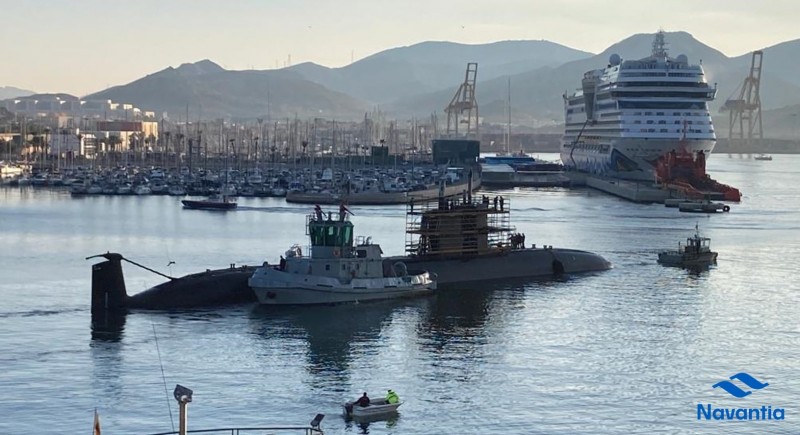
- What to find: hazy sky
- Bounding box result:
[2,0,798,96]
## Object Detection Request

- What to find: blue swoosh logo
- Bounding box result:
[730,372,769,390]
[712,380,751,398]
[712,373,769,398]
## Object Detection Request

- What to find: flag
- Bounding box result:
[93,409,101,435]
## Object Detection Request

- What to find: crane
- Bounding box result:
[445,62,479,139]
[721,50,763,150]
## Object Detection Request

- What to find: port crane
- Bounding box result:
[721,50,763,150]
[445,62,479,139]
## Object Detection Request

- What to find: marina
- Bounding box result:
[1,154,798,435]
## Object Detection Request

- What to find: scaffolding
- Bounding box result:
[405,194,515,257]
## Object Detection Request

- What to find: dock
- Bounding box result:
[566,172,672,203]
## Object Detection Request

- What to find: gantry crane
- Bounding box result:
[445,63,479,138]
[722,50,763,150]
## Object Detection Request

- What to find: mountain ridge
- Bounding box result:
[44,31,800,128]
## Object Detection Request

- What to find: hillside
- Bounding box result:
[287,40,592,103]
[0,86,35,100]
[67,32,800,129]
[86,60,369,120]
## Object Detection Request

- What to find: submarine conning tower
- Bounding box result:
[405,192,521,258]
[89,252,129,314]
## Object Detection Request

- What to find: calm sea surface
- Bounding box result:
[1,154,799,434]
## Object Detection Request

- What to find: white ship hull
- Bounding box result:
[561,138,716,181]
[561,31,717,182]
[250,267,435,305]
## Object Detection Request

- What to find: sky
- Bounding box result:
[2,0,799,96]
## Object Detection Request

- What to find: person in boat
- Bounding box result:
[386,389,399,404]
[279,255,286,271]
[356,392,370,407]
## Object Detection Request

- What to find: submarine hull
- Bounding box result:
[90,254,257,312]
[385,248,610,286]
[127,266,257,309]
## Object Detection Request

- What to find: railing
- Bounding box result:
[145,426,322,435]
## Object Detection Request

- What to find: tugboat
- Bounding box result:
[657,225,718,268]
[249,205,436,305]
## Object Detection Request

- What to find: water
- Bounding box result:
[1,155,799,434]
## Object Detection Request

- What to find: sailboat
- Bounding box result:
[182,137,237,210]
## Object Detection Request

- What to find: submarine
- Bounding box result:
[381,188,611,286]
[88,252,256,314]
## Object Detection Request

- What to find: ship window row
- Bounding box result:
[615,81,708,88]
[612,91,714,98]
[629,128,713,134]
[632,119,708,125]
[567,107,586,114]
[568,99,583,106]
[563,143,611,152]
[618,101,708,110]
[600,111,621,117]
[620,72,667,77]
[597,102,617,110]
[630,111,707,116]
[622,62,698,70]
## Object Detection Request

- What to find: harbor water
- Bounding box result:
[1,155,798,434]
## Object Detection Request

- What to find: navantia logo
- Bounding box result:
[697,372,786,421]
[712,372,769,398]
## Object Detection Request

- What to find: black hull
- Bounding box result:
[90,254,256,313]
[181,200,237,210]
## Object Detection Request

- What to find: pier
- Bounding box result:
[567,172,672,203]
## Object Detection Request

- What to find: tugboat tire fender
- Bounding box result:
[722,205,730,212]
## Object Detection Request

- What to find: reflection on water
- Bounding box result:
[249,299,431,390]
[91,312,127,342]
[345,413,399,434]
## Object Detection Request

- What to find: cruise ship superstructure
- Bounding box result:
[561,31,717,181]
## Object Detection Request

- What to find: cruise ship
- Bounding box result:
[561,31,717,181]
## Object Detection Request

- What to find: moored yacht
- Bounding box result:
[561,31,717,181]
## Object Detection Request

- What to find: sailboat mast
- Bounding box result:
[507,77,511,155]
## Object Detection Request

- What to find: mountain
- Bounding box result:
[287,40,592,103]
[71,32,800,129]
[386,31,800,125]
[85,60,369,120]
[0,86,35,100]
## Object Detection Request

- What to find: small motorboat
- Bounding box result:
[181,194,237,210]
[343,398,402,418]
[754,154,773,161]
[658,225,718,268]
